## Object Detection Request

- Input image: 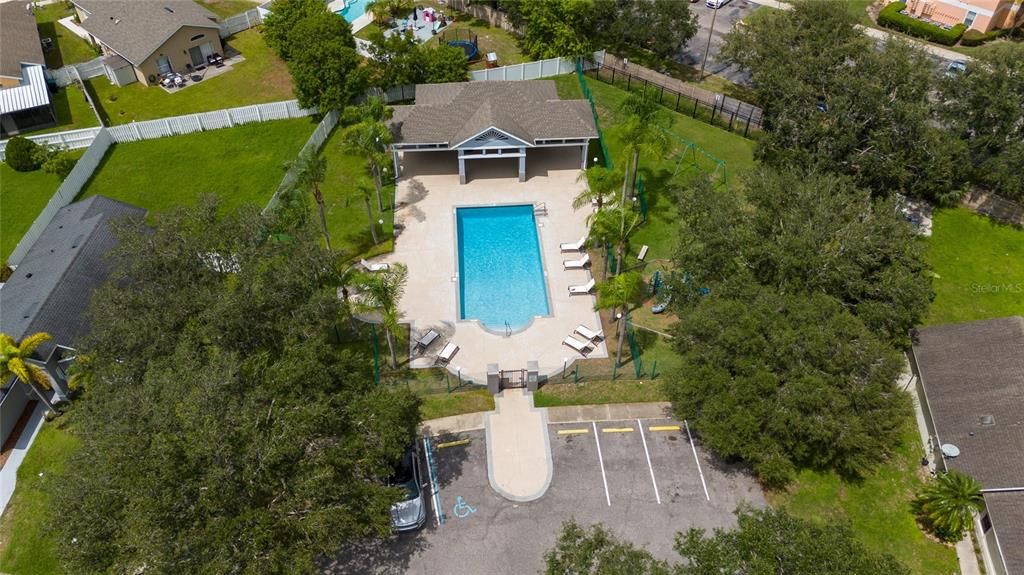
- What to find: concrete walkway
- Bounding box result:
[485,389,553,502]
[956,537,983,575]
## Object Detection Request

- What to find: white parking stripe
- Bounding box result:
[684,420,711,502]
[593,421,611,506]
[637,418,661,505]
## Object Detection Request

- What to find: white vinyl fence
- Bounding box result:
[263,109,341,214]
[6,129,114,265]
[220,8,264,38]
[469,51,604,82]
[47,56,105,88]
[0,100,314,160]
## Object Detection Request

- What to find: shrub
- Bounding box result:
[4,136,42,172]
[960,28,1008,47]
[878,2,966,46]
[43,150,78,180]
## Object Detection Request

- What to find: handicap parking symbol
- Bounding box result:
[453,496,476,519]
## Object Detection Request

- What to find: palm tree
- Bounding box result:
[0,332,61,415]
[348,184,380,245]
[290,149,332,251]
[587,205,643,277]
[618,94,669,197]
[353,263,408,368]
[594,272,645,367]
[366,0,391,25]
[343,120,394,214]
[573,165,622,212]
[914,470,985,542]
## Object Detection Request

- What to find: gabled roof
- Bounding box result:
[73,0,219,66]
[0,3,45,79]
[389,80,597,148]
[0,196,147,360]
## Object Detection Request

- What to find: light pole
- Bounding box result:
[699,4,719,82]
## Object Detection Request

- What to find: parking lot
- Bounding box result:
[325,418,765,575]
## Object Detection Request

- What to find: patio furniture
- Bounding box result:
[437,342,459,365]
[563,253,590,270]
[207,53,225,67]
[568,278,595,295]
[560,236,585,252]
[637,245,649,261]
[361,258,390,272]
[562,335,592,356]
[415,329,440,352]
[173,74,184,88]
[574,325,603,342]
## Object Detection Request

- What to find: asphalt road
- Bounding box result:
[679,0,761,85]
[326,418,766,575]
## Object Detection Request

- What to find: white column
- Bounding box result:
[459,150,467,185]
[518,147,526,182]
[580,144,588,169]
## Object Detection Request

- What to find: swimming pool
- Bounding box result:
[335,0,370,23]
[457,205,550,331]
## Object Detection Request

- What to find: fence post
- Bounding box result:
[132,123,141,141]
[729,104,737,132]
[675,92,681,112]
[627,73,631,91]
[692,98,699,118]
[744,106,754,138]
[659,85,664,104]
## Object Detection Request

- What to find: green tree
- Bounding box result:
[544,521,673,575]
[352,263,408,368]
[619,93,669,198]
[939,43,1024,201]
[343,110,393,213]
[588,204,642,276]
[0,332,61,415]
[286,11,366,113]
[263,0,326,60]
[4,136,42,172]
[574,165,622,212]
[597,0,699,63]
[913,470,985,542]
[288,148,332,251]
[421,43,470,83]
[501,0,599,59]
[595,271,645,367]
[350,182,381,246]
[366,31,467,88]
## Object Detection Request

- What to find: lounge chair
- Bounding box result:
[562,335,592,356]
[563,253,590,270]
[414,329,440,352]
[568,278,595,295]
[437,342,459,365]
[560,236,585,252]
[574,324,603,342]
[361,258,390,272]
[637,245,649,261]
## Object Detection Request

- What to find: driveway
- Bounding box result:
[679,0,763,85]
[325,418,765,574]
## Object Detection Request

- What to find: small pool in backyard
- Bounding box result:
[335,0,370,23]
[457,205,550,331]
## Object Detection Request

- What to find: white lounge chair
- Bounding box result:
[560,236,585,252]
[637,245,649,261]
[437,342,459,365]
[361,258,390,272]
[563,252,590,270]
[575,324,604,342]
[414,329,440,352]
[562,335,592,356]
[568,278,595,295]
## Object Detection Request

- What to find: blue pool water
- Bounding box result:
[335,0,370,23]
[457,205,550,331]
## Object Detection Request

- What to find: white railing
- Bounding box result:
[47,56,105,88]
[263,109,341,213]
[6,129,114,265]
[220,8,264,38]
[469,51,604,82]
[0,100,315,160]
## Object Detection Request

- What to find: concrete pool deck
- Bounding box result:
[384,148,607,383]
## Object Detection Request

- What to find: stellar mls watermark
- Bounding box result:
[970,283,1023,294]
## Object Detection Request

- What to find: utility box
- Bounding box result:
[487,363,500,394]
[526,361,539,391]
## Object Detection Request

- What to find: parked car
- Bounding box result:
[945,60,967,76]
[388,443,427,532]
[706,0,731,8]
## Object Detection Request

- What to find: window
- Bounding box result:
[964,11,977,27]
[981,514,992,533]
[190,34,205,41]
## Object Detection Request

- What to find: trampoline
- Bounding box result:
[448,39,479,61]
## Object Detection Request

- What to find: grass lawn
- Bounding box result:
[924,208,1024,326]
[194,0,259,18]
[1,151,84,262]
[34,3,98,69]
[768,419,957,574]
[17,85,100,137]
[535,379,668,408]
[78,119,315,215]
[85,30,295,125]
[0,421,80,575]
[420,389,495,420]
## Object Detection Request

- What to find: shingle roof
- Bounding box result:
[74,0,219,65]
[389,81,597,147]
[912,316,1024,490]
[0,196,147,361]
[985,491,1024,575]
[0,3,45,79]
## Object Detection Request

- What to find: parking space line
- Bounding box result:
[601,427,634,433]
[649,425,681,432]
[637,419,661,505]
[593,421,611,506]
[557,428,590,435]
[436,438,471,449]
[684,420,711,502]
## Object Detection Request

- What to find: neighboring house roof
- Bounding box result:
[912,316,1024,575]
[0,64,50,115]
[0,2,45,80]
[73,0,219,66]
[389,81,598,148]
[0,196,147,362]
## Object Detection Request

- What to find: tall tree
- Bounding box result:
[618,94,669,198]
[913,470,985,542]
[286,11,366,113]
[343,98,394,213]
[352,263,408,368]
[500,0,600,59]
[0,332,61,415]
[263,0,326,60]
[588,205,642,276]
[574,165,621,212]
[289,148,332,251]
[366,30,468,88]
[595,271,645,367]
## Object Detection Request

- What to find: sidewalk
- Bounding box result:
[485,389,552,502]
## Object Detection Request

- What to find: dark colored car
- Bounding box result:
[389,444,427,532]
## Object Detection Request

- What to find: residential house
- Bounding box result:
[71,0,223,86]
[0,196,146,449]
[899,0,1023,32]
[910,316,1024,575]
[0,3,54,136]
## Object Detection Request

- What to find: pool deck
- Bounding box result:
[382,148,607,383]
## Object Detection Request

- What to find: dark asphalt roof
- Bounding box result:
[0,3,45,79]
[0,196,146,360]
[984,491,1024,575]
[74,0,219,65]
[389,80,597,147]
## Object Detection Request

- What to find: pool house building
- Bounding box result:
[388,81,598,184]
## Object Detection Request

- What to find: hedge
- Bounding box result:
[960,28,1008,47]
[877,2,966,46]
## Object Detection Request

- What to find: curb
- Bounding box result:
[419,401,673,435]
